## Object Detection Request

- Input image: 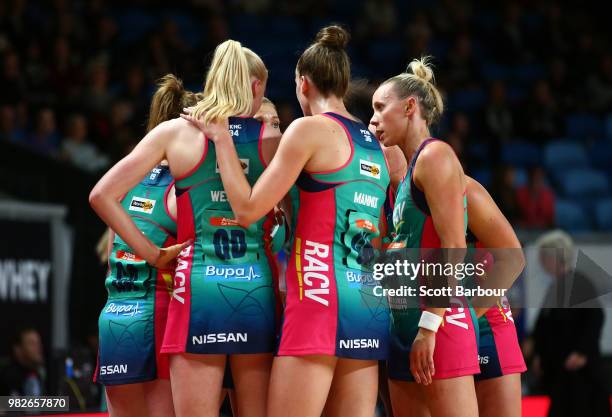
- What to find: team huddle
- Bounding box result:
[89,25,526,417]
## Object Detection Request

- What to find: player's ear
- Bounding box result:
[405,96,418,117]
[300,75,309,96]
[251,79,260,96]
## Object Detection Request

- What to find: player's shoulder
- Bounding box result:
[153,117,200,136]
[418,139,457,166]
[287,114,350,138]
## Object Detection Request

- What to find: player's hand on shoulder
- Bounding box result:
[180,108,230,143]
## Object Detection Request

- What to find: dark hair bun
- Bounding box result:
[315,25,350,49]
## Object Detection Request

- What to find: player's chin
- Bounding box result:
[380,133,391,146]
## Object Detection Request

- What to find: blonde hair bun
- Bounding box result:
[407,57,435,84]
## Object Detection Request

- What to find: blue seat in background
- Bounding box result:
[367,40,404,76]
[263,16,303,38]
[501,141,541,167]
[466,142,490,165]
[594,199,612,231]
[165,12,203,48]
[555,199,591,232]
[473,11,500,32]
[428,40,450,61]
[332,0,364,16]
[351,61,372,79]
[481,62,511,81]
[507,85,527,103]
[115,9,157,43]
[513,63,545,84]
[471,168,492,188]
[558,168,610,199]
[544,140,589,172]
[230,14,264,39]
[514,168,528,187]
[449,88,486,113]
[566,113,604,139]
[589,140,612,175]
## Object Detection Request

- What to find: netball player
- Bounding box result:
[369,58,479,417]
[183,26,391,417]
[90,40,280,417]
[465,177,526,417]
[95,74,199,417]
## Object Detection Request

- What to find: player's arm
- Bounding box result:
[185,116,316,228]
[89,120,185,267]
[410,141,467,385]
[466,177,525,317]
[417,142,467,311]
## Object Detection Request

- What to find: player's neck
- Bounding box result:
[309,95,347,117]
[400,124,430,163]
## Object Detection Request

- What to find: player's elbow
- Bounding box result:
[89,184,108,211]
[235,211,257,229]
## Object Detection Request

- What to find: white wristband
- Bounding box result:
[418,311,443,333]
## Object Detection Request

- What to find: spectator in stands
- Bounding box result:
[491,165,519,223]
[484,80,514,142]
[0,50,26,105]
[522,80,561,141]
[28,107,59,155]
[61,114,109,173]
[404,11,431,59]
[118,66,148,130]
[587,53,612,112]
[48,37,82,104]
[447,131,466,169]
[0,104,26,143]
[494,2,527,64]
[358,0,397,38]
[549,59,571,110]
[531,231,610,417]
[447,112,472,168]
[430,0,472,38]
[105,100,136,159]
[202,14,229,54]
[0,327,45,396]
[445,33,479,89]
[84,62,113,116]
[147,34,171,80]
[89,15,119,63]
[450,112,471,142]
[23,39,50,105]
[238,0,272,14]
[516,166,555,229]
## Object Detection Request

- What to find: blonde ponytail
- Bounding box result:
[192,40,254,125]
[383,56,444,126]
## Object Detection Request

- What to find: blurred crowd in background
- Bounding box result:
[1,0,612,231]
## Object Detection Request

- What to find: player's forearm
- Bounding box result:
[89,193,159,264]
